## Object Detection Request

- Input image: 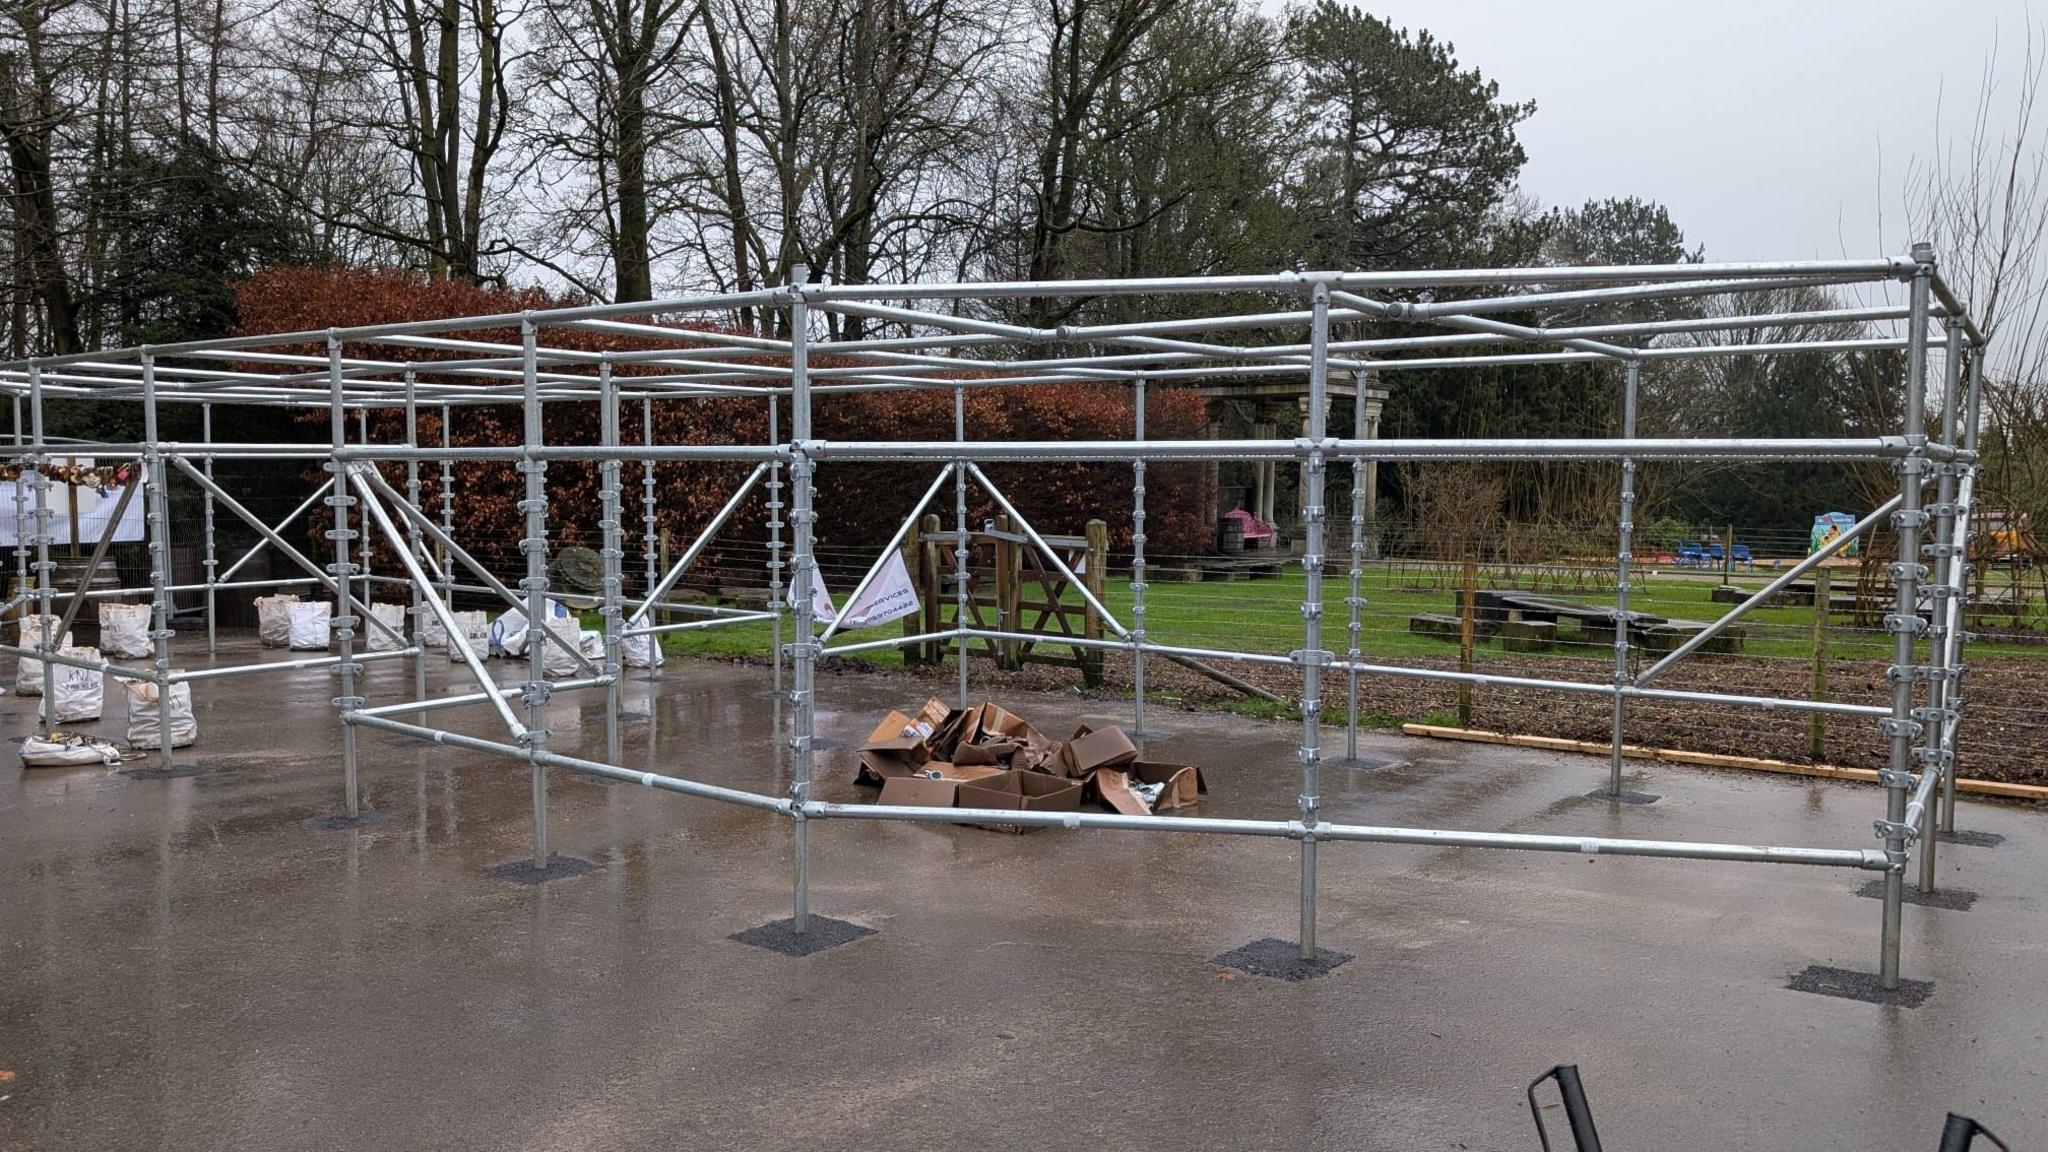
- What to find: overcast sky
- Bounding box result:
[1316,0,2040,263]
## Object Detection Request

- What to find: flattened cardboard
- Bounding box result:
[956,769,1083,831]
[877,775,960,808]
[861,709,933,760]
[1060,724,1138,777]
[1091,761,1206,816]
[922,762,1006,783]
[856,750,917,786]
[954,740,1021,767]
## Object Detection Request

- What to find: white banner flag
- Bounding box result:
[811,550,921,631]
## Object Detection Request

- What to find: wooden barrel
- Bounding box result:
[1217,516,1245,554]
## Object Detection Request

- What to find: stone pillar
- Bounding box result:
[1358,377,1389,559]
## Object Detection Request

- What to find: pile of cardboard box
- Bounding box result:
[855,699,1205,825]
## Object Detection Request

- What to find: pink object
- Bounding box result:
[1225,507,1276,541]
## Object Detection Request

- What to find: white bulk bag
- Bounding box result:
[123,676,197,749]
[16,617,72,695]
[490,608,528,658]
[541,610,583,678]
[38,647,104,724]
[98,602,154,658]
[20,731,123,767]
[287,600,333,650]
[254,594,299,647]
[418,605,448,648]
[365,602,408,652]
[622,629,664,669]
[578,629,605,659]
[446,611,490,662]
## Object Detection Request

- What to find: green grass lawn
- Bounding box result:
[646,562,2045,669]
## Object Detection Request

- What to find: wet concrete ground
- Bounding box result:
[1,635,2040,1150]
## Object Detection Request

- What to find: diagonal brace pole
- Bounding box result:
[350,468,526,739]
[357,466,599,677]
[1635,493,1904,686]
[817,463,954,644]
[216,475,333,583]
[170,455,410,649]
[966,462,1130,639]
[51,477,138,642]
[627,461,768,626]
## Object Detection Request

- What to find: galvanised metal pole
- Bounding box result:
[520,318,552,869]
[767,395,785,698]
[438,403,454,611]
[1881,248,1935,990]
[1131,374,1150,736]
[327,335,362,818]
[356,406,372,619]
[641,397,659,598]
[11,396,23,609]
[1943,344,1984,833]
[141,354,176,772]
[27,367,54,737]
[202,402,217,655]
[1609,361,1640,797]
[788,269,817,933]
[1918,327,1963,892]
[1345,370,1369,761]
[599,355,624,764]
[1298,282,1332,960]
[953,384,969,709]
[404,371,428,712]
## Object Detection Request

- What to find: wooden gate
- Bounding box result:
[902,514,1110,685]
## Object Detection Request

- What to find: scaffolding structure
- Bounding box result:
[0,248,1988,991]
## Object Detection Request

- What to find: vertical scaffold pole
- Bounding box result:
[788,268,817,933]
[327,336,361,818]
[641,397,659,599]
[767,395,784,698]
[12,396,25,614]
[27,367,53,737]
[1609,361,1640,797]
[1944,344,1984,833]
[1345,370,1369,761]
[599,356,624,764]
[1131,374,1149,736]
[954,384,969,710]
[1919,327,1963,893]
[1881,247,1935,990]
[404,371,428,710]
[356,407,372,617]
[520,319,551,869]
[1298,282,1331,960]
[202,402,217,655]
[141,353,175,772]
[438,403,454,611]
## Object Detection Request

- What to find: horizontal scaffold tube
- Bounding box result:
[801,437,1952,463]
[354,675,613,718]
[344,712,793,813]
[809,801,1890,869]
[172,648,420,683]
[339,710,1886,870]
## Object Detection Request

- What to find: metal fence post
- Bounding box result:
[404,371,428,712]
[1809,566,1830,762]
[1609,361,1640,797]
[326,336,361,817]
[1298,281,1331,960]
[520,318,551,869]
[788,268,817,933]
[140,353,175,772]
[1944,343,1985,834]
[1881,247,1935,990]
[202,402,217,655]
[1131,374,1150,736]
[766,395,785,697]
[26,367,53,737]
[1919,326,1964,892]
[600,355,624,764]
[954,384,970,709]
